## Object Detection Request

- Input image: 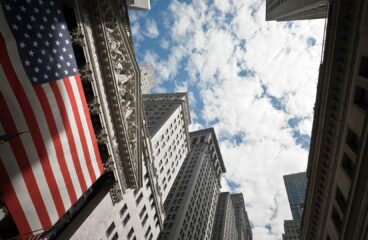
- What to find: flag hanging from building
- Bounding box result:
[0,0,104,238]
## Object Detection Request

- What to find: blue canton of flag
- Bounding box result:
[2,0,78,84]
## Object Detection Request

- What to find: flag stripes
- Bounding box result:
[0,2,104,238]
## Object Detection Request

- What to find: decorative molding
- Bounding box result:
[84,0,142,190]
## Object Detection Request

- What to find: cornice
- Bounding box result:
[302,0,363,238]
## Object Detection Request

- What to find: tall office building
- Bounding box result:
[159,128,226,240]
[282,172,307,240]
[212,192,238,240]
[284,172,307,220]
[301,0,368,239]
[0,0,149,239]
[231,193,253,240]
[212,193,253,240]
[282,219,301,240]
[140,65,156,94]
[265,0,328,21]
[143,93,191,202]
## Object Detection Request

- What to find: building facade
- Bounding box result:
[301,0,368,239]
[143,93,191,202]
[284,172,307,220]
[212,192,238,240]
[159,128,226,240]
[140,65,156,94]
[212,192,253,240]
[283,219,301,240]
[231,193,253,240]
[266,0,328,21]
[282,172,307,240]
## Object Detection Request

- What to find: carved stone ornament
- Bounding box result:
[86,0,142,189]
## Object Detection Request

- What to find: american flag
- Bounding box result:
[0,0,104,238]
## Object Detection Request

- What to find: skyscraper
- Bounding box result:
[282,172,307,240]
[283,172,307,220]
[231,193,253,240]
[212,192,238,240]
[140,65,156,94]
[143,93,191,202]
[159,128,226,240]
[265,0,328,21]
[212,193,253,240]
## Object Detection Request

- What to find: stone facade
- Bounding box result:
[301,0,368,239]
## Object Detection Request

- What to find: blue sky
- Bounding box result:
[129,0,325,238]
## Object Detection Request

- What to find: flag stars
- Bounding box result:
[49,56,54,62]
[19,42,25,48]
[50,1,54,6]
[48,33,53,38]
[52,48,57,54]
[24,33,30,38]
[73,68,77,73]
[16,15,22,21]
[45,41,50,46]
[57,63,62,69]
[44,74,48,79]
[62,47,67,52]
[37,58,42,64]
[57,10,62,15]
[12,24,18,30]
[58,32,63,37]
[26,24,32,30]
[59,55,64,61]
[61,24,66,29]
[32,77,38,82]
[20,6,26,12]
[30,16,35,22]
[55,40,60,46]
[39,25,45,31]
[41,49,46,55]
[64,70,68,75]
[46,66,51,71]
[5,4,11,11]
[28,50,34,56]
[51,25,56,30]
[54,72,59,77]
[42,17,48,22]
[34,67,39,73]
[34,7,39,13]
[65,40,70,45]
[46,9,51,14]
[37,33,42,38]
[33,41,38,47]
[24,60,30,66]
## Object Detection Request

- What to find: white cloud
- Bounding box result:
[136,0,325,238]
[144,19,160,38]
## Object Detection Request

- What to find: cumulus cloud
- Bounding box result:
[130,0,325,239]
[144,19,160,38]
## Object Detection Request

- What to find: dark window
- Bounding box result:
[331,208,343,233]
[123,213,130,226]
[111,232,119,240]
[346,129,360,154]
[140,206,147,219]
[136,192,143,205]
[145,226,152,239]
[192,137,198,145]
[127,227,134,239]
[120,204,128,217]
[142,213,149,226]
[354,86,368,110]
[341,153,355,178]
[105,222,115,237]
[359,56,368,79]
[335,187,347,213]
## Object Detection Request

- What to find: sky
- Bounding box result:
[129,0,325,239]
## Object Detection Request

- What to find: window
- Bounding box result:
[359,56,368,79]
[136,192,143,205]
[123,213,130,226]
[346,129,360,153]
[192,137,198,145]
[335,187,347,213]
[120,204,128,217]
[105,222,115,237]
[127,227,135,239]
[142,213,149,226]
[331,208,342,233]
[111,232,119,240]
[140,206,147,219]
[145,226,152,239]
[354,86,368,110]
[341,153,355,178]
